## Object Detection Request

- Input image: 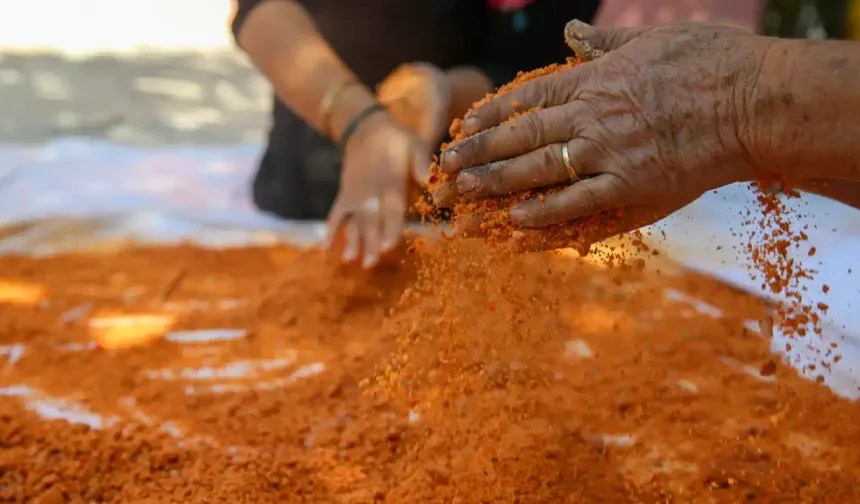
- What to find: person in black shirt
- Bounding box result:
[231,0,600,268]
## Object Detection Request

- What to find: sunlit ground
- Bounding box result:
[89,311,177,349]
[0,0,234,54]
[0,276,176,348]
[0,0,270,145]
[0,280,45,305]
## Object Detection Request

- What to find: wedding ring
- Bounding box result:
[561,143,579,183]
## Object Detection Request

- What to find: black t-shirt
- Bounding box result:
[233,0,599,220]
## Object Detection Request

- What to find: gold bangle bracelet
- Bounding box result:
[319,79,358,138]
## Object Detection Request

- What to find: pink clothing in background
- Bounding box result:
[487,0,535,11]
[595,0,762,33]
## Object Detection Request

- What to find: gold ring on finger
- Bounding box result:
[561,143,579,183]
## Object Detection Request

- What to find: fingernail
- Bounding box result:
[458,172,477,192]
[463,116,480,135]
[362,254,378,269]
[509,206,528,225]
[342,244,358,262]
[440,149,460,172]
[566,19,594,40]
[381,238,397,253]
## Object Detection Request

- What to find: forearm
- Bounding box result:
[236,0,377,140]
[445,67,494,125]
[751,38,860,182]
[800,179,860,210]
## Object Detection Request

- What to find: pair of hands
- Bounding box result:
[436,20,776,252]
[325,63,449,268]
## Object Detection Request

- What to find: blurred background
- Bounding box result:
[0,0,268,146]
[765,0,856,38]
[0,0,855,147]
[0,0,855,249]
[0,0,857,251]
[0,0,858,396]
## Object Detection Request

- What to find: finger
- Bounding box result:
[510,174,632,228]
[441,101,593,174]
[381,188,407,254]
[431,180,459,208]
[411,149,433,188]
[416,93,450,149]
[358,198,382,269]
[453,213,487,239]
[456,138,599,199]
[564,19,648,54]
[458,65,594,139]
[342,220,360,263]
[325,200,348,250]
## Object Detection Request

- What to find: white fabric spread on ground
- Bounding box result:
[0,138,858,399]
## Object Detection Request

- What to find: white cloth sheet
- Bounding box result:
[0,138,857,407]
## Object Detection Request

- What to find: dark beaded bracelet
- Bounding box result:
[337,102,387,151]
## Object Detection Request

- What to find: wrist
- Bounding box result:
[339,103,390,151]
[736,37,783,179]
[327,84,378,141]
[741,38,860,181]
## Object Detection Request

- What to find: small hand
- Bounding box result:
[325,112,424,268]
[438,20,773,251]
[326,63,450,268]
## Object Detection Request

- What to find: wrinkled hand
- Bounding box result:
[438,20,774,251]
[326,63,450,268]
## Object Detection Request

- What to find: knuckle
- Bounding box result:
[470,131,494,159]
[536,145,562,183]
[473,94,512,131]
[485,162,508,193]
[577,181,600,212]
[550,71,578,101]
[518,81,543,109]
[518,113,545,147]
[543,83,565,107]
[454,136,482,167]
[562,101,591,136]
[468,106,491,129]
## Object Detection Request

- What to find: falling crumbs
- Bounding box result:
[0,50,853,503]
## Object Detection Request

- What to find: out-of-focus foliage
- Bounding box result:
[850,0,860,38]
[764,0,850,39]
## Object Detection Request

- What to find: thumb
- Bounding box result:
[415,76,451,151]
[411,148,433,188]
[564,19,647,57]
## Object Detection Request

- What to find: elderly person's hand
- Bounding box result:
[437,20,775,251]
